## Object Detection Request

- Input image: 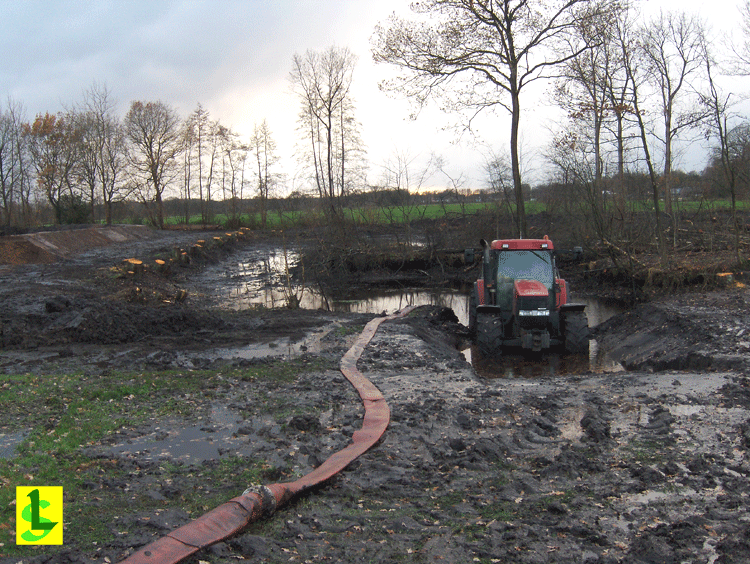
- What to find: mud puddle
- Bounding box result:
[103,404,272,465]
[178,322,342,365]
[0,429,28,459]
[194,249,624,376]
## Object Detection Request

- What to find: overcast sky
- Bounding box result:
[0,0,747,193]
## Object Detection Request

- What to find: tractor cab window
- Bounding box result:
[497,250,554,289]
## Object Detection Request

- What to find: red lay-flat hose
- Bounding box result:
[118,307,413,564]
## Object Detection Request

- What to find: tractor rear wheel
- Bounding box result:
[476,313,503,356]
[563,311,590,354]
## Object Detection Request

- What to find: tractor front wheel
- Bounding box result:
[476,313,503,356]
[563,311,590,355]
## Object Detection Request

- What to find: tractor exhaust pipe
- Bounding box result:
[480,239,492,305]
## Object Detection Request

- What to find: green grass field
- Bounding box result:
[127,197,748,231]
[157,201,548,229]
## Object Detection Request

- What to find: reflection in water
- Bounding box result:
[215,249,471,316]
[220,249,308,310]
[325,289,469,317]
[208,249,625,377]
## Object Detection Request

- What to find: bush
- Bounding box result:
[59,194,91,225]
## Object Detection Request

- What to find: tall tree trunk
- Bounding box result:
[510,85,527,238]
[616,112,625,212]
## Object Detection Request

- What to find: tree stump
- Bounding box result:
[154,259,170,275]
[123,258,144,276]
[717,272,734,287]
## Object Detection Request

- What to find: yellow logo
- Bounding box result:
[16,486,63,545]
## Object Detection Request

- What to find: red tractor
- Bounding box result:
[467,237,589,356]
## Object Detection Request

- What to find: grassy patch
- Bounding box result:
[237,357,336,386]
[0,370,211,554]
[478,501,517,523]
[0,359,332,556]
[622,439,668,465]
[334,324,366,337]
[160,456,271,516]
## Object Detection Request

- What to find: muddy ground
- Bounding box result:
[1,227,749,564]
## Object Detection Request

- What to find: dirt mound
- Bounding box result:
[0,237,58,264]
[0,225,155,265]
[593,287,750,371]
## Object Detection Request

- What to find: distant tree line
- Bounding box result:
[0,44,370,233]
[0,83,282,232]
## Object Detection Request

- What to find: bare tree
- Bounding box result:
[556,2,628,192]
[124,101,182,229]
[551,2,621,245]
[618,12,668,265]
[546,125,617,246]
[11,103,33,227]
[641,9,706,221]
[179,118,195,224]
[215,124,246,227]
[0,99,29,227]
[733,1,750,72]
[186,104,219,224]
[70,109,99,222]
[603,6,636,213]
[290,46,363,220]
[79,84,128,225]
[700,33,746,262]
[372,0,599,238]
[250,119,278,229]
[485,151,517,239]
[435,157,472,219]
[378,149,437,246]
[69,84,127,224]
[0,108,16,227]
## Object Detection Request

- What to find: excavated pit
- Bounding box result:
[0,227,748,564]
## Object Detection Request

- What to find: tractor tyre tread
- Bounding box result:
[476,313,503,356]
[564,311,590,354]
